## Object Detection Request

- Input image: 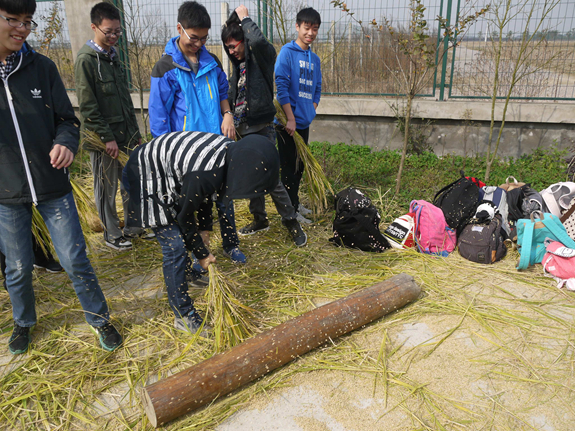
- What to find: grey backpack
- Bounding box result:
[457,214,507,264]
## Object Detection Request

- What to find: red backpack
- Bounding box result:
[409,200,457,256]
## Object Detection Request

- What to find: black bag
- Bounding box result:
[457,214,508,264]
[433,171,481,235]
[329,188,391,252]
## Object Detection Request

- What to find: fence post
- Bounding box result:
[221,2,230,77]
[331,21,336,89]
[438,0,453,101]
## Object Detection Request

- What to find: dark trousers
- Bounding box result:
[276,125,310,210]
[245,124,297,223]
[1,236,55,279]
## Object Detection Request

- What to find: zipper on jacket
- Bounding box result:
[206,76,213,99]
[4,54,39,205]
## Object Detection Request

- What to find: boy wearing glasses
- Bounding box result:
[74,2,145,251]
[221,5,307,247]
[0,0,122,354]
[149,1,246,267]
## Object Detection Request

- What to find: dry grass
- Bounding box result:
[1,177,575,430]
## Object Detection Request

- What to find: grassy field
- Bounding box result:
[1,145,575,430]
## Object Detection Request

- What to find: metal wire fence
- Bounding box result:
[29,0,575,101]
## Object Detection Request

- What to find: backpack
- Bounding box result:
[433,171,481,235]
[516,211,575,270]
[499,176,526,192]
[540,182,575,216]
[409,200,456,256]
[384,213,416,249]
[480,186,510,234]
[543,239,575,291]
[457,214,507,264]
[329,188,391,252]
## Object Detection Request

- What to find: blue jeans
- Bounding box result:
[0,192,110,327]
[197,198,239,251]
[152,223,199,318]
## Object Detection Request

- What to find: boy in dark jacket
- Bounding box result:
[275,7,322,219]
[75,2,145,251]
[222,5,306,247]
[123,131,279,334]
[0,0,122,354]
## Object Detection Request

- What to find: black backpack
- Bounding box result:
[329,188,391,252]
[457,214,508,264]
[433,171,481,235]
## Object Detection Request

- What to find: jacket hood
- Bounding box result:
[221,135,280,204]
[286,40,313,53]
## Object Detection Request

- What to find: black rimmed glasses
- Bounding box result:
[179,24,209,44]
[96,25,123,39]
[0,14,37,30]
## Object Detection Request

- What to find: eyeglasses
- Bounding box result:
[96,25,123,38]
[226,40,242,51]
[179,24,209,44]
[0,14,37,30]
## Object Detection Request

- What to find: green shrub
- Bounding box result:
[310,141,571,213]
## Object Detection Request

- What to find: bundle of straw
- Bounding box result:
[205,265,259,352]
[274,99,334,212]
[81,130,130,165]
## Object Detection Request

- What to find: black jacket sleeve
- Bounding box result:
[242,18,276,63]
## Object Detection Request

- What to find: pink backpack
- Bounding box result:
[409,200,457,256]
[543,240,575,291]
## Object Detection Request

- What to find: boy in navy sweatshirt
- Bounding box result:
[274,7,322,221]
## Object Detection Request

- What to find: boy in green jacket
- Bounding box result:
[74,1,146,251]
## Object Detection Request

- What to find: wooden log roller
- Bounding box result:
[142,273,421,427]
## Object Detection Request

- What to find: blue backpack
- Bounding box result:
[516,211,575,270]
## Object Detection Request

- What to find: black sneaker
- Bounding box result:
[125,230,156,240]
[284,219,307,247]
[238,219,270,235]
[105,236,132,251]
[8,324,34,355]
[34,259,64,273]
[174,310,211,337]
[90,322,123,352]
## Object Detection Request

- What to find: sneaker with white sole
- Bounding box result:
[298,204,312,215]
[223,247,247,264]
[296,212,312,224]
[238,219,270,235]
[105,236,132,251]
[125,230,156,240]
[188,273,209,287]
[174,310,211,337]
[34,259,64,273]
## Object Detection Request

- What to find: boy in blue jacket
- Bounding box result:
[148,1,245,265]
[275,7,322,221]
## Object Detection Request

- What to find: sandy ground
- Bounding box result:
[1,207,575,430]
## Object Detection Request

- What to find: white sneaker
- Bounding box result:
[298,204,312,215]
[296,212,312,224]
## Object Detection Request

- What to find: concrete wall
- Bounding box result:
[310,98,575,158]
[63,0,99,61]
[67,91,575,158]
